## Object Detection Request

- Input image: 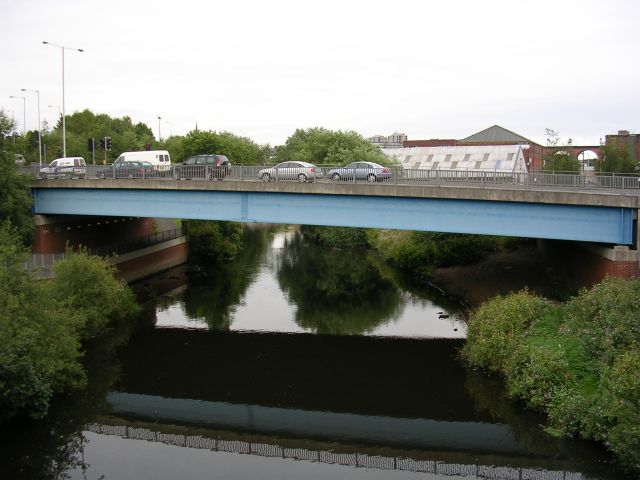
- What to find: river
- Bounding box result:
[0,226,628,479]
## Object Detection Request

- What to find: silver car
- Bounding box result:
[258,161,322,182]
[327,161,392,182]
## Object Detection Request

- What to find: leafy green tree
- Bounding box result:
[181,130,262,164]
[597,142,636,174]
[50,249,140,339]
[40,109,161,164]
[276,127,393,166]
[0,112,34,243]
[0,223,84,422]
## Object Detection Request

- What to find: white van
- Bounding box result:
[39,157,86,178]
[114,150,171,171]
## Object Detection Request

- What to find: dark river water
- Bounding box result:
[0,227,628,479]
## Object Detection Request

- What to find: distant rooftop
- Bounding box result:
[460,125,537,145]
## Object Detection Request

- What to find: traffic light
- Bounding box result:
[87,138,94,151]
[145,143,151,151]
[100,138,105,149]
[105,137,112,151]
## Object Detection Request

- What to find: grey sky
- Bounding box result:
[2,0,639,146]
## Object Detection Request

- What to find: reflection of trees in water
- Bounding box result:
[182,228,271,330]
[276,233,402,335]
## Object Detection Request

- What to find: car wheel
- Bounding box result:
[298,173,307,182]
[262,173,271,182]
[367,173,376,183]
[331,172,341,182]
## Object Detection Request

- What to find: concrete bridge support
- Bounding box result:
[538,239,639,291]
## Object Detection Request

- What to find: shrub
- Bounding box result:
[301,225,369,249]
[51,249,139,339]
[0,224,83,421]
[462,290,550,372]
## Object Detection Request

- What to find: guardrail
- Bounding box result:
[22,164,640,194]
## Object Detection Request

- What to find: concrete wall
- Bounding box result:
[108,237,188,282]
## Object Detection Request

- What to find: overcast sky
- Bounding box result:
[2,0,639,146]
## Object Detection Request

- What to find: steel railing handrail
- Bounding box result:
[23,163,640,194]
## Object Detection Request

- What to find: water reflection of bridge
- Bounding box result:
[86,422,585,480]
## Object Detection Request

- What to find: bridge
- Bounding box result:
[31,166,639,246]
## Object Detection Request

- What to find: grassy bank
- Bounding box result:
[461,278,640,473]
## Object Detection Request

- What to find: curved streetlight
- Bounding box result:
[21,88,42,166]
[43,41,84,158]
[8,95,26,135]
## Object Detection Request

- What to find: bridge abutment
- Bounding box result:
[32,215,154,254]
[538,239,639,290]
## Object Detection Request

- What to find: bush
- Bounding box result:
[0,226,140,422]
[368,230,498,279]
[463,278,640,474]
[0,224,84,421]
[462,290,550,372]
[302,225,370,249]
[51,249,140,339]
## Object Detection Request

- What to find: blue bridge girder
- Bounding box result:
[32,185,635,245]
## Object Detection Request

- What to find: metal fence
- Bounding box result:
[22,163,640,194]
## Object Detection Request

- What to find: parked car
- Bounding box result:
[327,161,392,182]
[39,157,86,179]
[258,161,321,182]
[172,154,232,180]
[97,161,156,179]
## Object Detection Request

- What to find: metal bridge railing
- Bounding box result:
[22,163,640,194]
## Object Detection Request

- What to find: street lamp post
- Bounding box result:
[157,116,162,142]
[8,95,26,135]
[43,41,84,158]
[21,88,42,166]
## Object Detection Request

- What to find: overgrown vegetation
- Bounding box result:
[0,224,139,423]
[461,278,640,473]
[367,230,502,279]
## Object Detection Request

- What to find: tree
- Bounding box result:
[0,110,34,243]
[543,128,580,172]
[275,127,393,166]
[0,223,84,422]
[50,249,140,339]
[597,141,636,174]
[181,130,262,164]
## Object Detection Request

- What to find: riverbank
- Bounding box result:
[430,245,569,307]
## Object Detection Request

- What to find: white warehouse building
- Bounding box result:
[382,145,529,173]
